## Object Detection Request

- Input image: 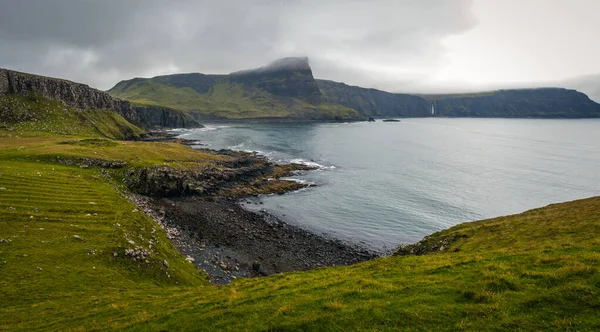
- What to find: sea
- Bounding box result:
[175,118,600,253]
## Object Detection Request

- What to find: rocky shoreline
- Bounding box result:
[132,195,377,284]
[125,134,378,284]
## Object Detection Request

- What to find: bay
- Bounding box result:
[178,118,600,252]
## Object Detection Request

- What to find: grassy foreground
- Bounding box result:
[1,128,599,330]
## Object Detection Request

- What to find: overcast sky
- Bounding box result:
[1,0,599,95]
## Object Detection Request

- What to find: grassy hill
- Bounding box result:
[1,95,599,330]
[108,58,364,121]
[0,94,145,140]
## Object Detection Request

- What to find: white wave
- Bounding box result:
[289,158,336,170]
[281,177,316,186]
[227,143,245,149]
[196,125,231,132]
[242,149,274,157]
[166,128,194,133]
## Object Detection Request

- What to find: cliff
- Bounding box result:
[317,79,431,117]
[108,57,363,121]
[431,88,600,118]
[318,79,600,119]
[0,68,200,128]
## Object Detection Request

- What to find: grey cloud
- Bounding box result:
[0,0,476,90]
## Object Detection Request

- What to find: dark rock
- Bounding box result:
[149,197,378,284]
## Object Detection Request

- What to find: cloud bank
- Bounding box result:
[0,0,598,100]
[0,0,476,90]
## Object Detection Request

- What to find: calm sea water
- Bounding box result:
[177,118,600,252]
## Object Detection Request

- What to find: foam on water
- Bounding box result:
[289,158,336,170]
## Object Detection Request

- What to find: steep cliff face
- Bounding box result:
[0,68,130,113]
[433,88,600,118]
[317,79,430,117]
[0,68,200,128]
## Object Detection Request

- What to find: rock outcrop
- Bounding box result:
[0,68,200,128]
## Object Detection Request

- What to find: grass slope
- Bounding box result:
[1,130,599,330]
[0,94,145,140]
[109,79,362,121]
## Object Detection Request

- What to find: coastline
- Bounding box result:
[130,132,378,284]
[131,195,377,284]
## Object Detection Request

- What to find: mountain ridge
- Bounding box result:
[108,57,363,121]
[109,57,600,120]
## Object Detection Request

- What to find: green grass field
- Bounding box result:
[0,95,145,140]
[1,96,599,330]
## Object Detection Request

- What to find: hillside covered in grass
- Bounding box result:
[1,133,599,329]
[108,57,364,121]
[1,104,599,330]
[0,94,145,140]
